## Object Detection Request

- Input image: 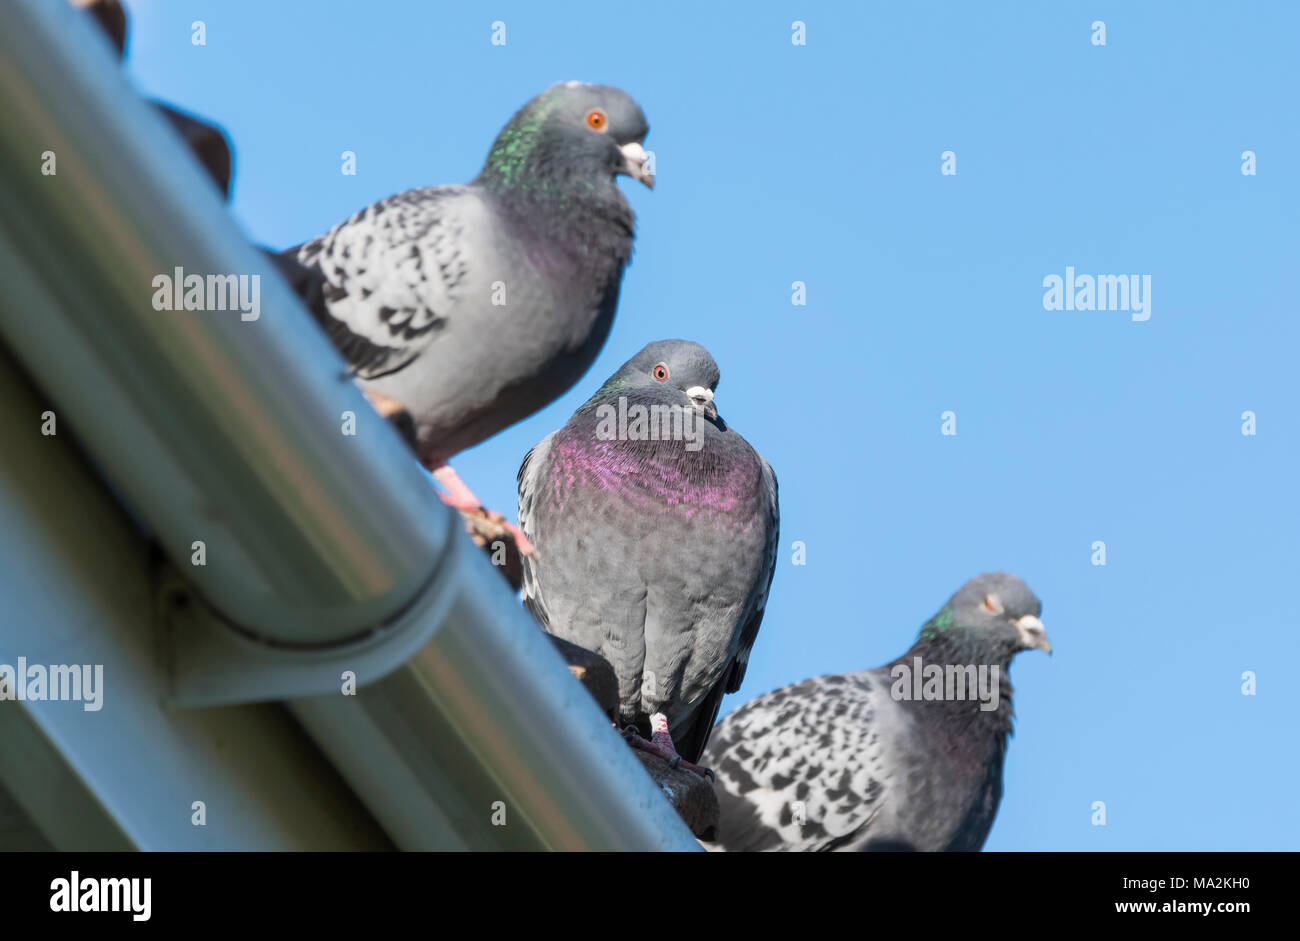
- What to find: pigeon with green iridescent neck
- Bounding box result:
[272,83,653,547]
[518,340,779,775]
[702,573,1051,852]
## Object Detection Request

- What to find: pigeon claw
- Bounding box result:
[623,722,715,781]
[429,463,536,555]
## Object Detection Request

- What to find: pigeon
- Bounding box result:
[271,82,654,548]
[702,572,1051,851]
[517,340,779,773]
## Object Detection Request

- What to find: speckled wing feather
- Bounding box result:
[280,186,481,380]
[704,672,902,852]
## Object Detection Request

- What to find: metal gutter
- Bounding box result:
[0,0,442,646]
[0,347,393,850]
[0,0,699,850]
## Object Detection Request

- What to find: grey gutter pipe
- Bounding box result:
[1,0,439,646]
[0,0,698,850]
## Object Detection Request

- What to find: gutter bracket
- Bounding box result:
[159,511,467,708]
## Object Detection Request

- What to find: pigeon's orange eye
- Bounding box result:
[586,109,607,131]
[652,363,669,382]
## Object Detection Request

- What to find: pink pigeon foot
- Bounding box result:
[431,464,535,555]
[622,713,715,780]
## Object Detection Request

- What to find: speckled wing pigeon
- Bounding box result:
[702,572,1051,851]
[271,82,653,548]
[517,340,779,773]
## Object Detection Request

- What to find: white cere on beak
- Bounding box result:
[619,141,654,188]
[685,386,716,418]
[1014,614,1052,653]
[685,386,713,405]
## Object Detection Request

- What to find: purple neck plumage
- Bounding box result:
[547,423,759,516]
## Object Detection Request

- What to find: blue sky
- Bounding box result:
[123,1,1298,850]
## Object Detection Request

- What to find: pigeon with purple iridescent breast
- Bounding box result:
[702,572,1051,851]
[270,82,654,551]
[517,340,779,774]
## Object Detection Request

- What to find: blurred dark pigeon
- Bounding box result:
[75,0,232,198]
[154,102,232,198]
[271,82,654,550]
[518,340,779,774]
[702,572,1051,851]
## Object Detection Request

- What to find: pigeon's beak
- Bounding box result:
[685,386,717,420]
[1014,614,1052,655]
[619,141,654,189]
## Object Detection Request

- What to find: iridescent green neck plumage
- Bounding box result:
[478,100,614,208]
[479,92,582,196]
[480,112,548,190]
[910,606,1015,670]
[917,607,955,644]
[584,375,626,407]
[475,93,635,262]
